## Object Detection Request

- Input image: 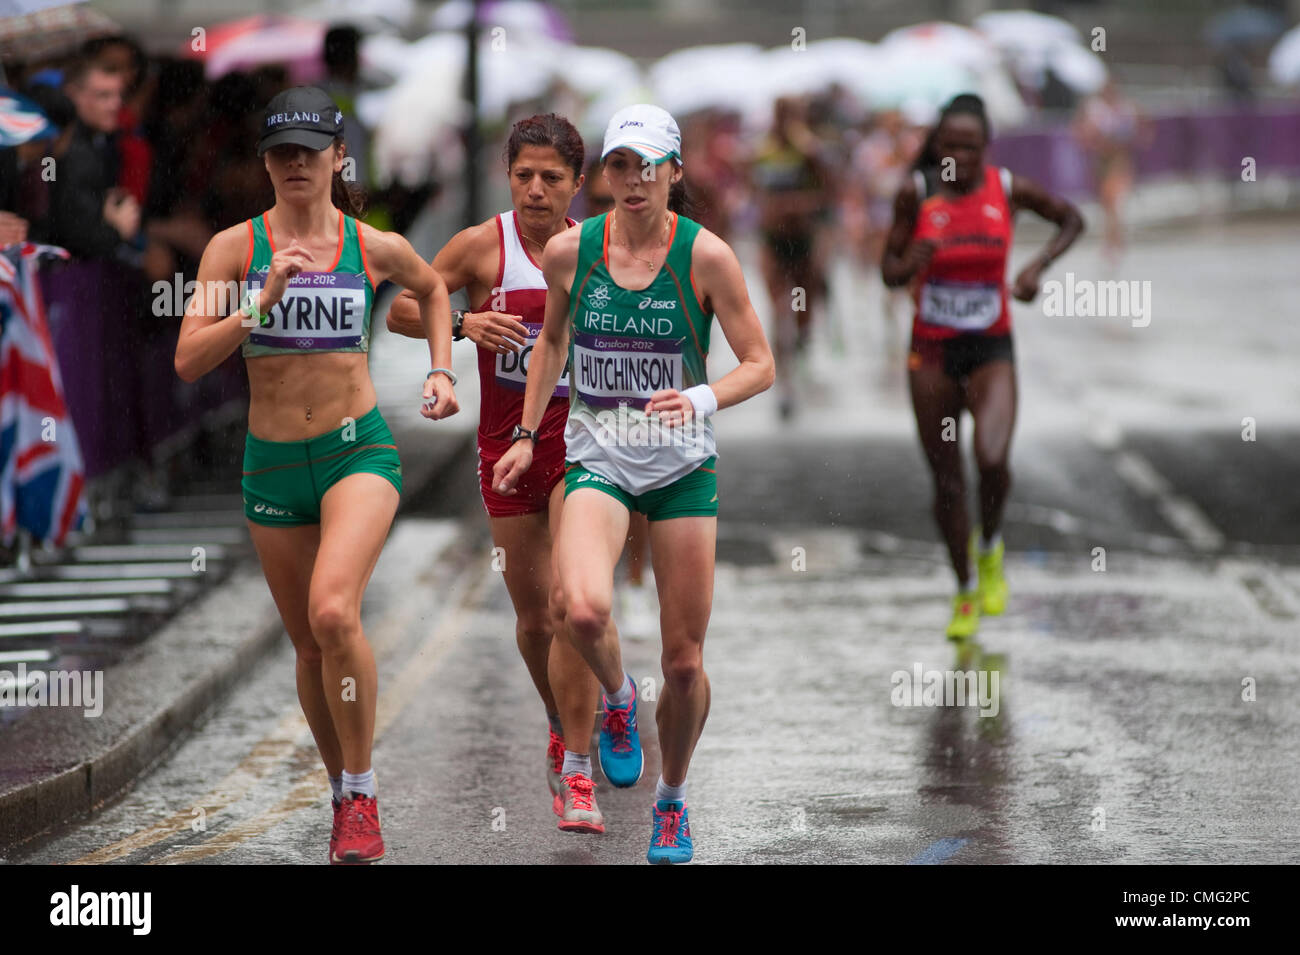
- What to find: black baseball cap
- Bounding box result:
[257,86,344,156]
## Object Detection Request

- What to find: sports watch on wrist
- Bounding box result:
[451,309,466,341]
[510,424,538,446]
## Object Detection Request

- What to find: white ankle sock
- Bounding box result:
[342,769,375,798]
[329,775,343,802]
[605,674,634,708]
[561,751,592,778]
[655,775,686,803]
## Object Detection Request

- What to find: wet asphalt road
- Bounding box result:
[9,221,1300,865]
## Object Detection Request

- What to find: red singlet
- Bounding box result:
[474,210,575,518]
[909,164,1015,342]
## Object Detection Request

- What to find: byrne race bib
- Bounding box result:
[246,271,367,349]
[571,330,684,409]
[920,279,1002,331]
[494,320,569,398]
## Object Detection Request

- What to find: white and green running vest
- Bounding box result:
[564,212,716,494]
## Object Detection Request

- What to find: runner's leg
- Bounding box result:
[909,360,971,588]
[552,487,630,693]
[964,359,1017,542]
[648,515,716,785]
[247,522,340,775]
[310,472,400,774]
[490,508,561,715]
[543,480,601,758]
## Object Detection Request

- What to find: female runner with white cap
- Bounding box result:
[493,104,774,863]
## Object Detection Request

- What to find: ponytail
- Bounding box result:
[668,160,696,217]
[330,137,366,219]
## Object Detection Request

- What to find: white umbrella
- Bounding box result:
[1268,24,1300,85]
[373,31,610,186]
[1047,40,1108,94]
[429,0,573,43]
[880,21,1001,74]
[295,0,417,34]
[358,33,415,86]
[648,44,768,120]
[974,9,1080,49]
[760,39,880,102]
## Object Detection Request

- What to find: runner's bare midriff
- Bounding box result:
[246,351,377,441]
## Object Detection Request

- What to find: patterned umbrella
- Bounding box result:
[0,3,119,64]
[0,90,54,146]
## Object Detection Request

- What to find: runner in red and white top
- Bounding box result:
[882,93,1083,642]
[388,114,603,827]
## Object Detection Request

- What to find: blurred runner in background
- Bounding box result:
[1073,79,1146,265]
[750,96,830,419]
[882,93,1083,642]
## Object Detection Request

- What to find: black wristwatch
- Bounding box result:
[510,424,538,445]
[452,309,466,341]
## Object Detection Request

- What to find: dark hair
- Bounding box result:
[503,113,584,179]
[668,162,695,217]
[324,25,361,73]
[63,55,119,88]
[330,137,366,218]
[78,34,147,94]
[911,92,991,176]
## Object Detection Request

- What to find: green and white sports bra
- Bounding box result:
[241,209,376,358]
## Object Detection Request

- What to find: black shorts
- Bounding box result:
[909,334,1015,381]
[762,230,814,269]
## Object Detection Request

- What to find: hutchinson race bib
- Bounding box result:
[494,321,569,398]
[245,271,367,349]
[572,330,684,409]
[920,279,1002,331]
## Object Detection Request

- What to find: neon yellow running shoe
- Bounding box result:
[946,590,980,641]
[973,533,1008,616]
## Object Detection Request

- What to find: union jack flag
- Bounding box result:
[0,241,85,547]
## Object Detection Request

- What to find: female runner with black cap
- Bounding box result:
[174,86,459,864]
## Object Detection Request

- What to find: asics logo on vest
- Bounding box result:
[639,295,676,310]
[588,284,612,307]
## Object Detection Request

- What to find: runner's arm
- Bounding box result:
[880,177,929,287]
[688,229,774,411]
[1009,174,1085,274]
[386,224,482,338]
[173,225,262,382]
[518,228,577,432]
[364,225,453,375]
[489,227,577,495]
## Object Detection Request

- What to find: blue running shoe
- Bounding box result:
[648,800,693,864]
[598,676,643,788]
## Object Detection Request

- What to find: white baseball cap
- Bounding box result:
[601,104,682,166]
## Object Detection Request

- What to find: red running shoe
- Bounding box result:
[329,798,344,865]
[333,794,385,864]
[557,773,605,833]
[547,729,565,797]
